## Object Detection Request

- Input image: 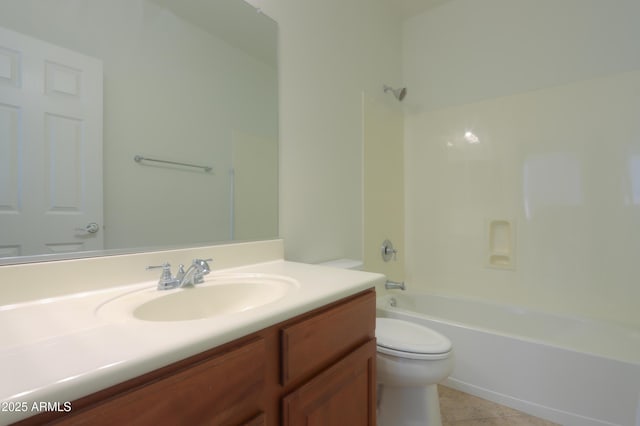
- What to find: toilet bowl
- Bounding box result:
[376,317,454,426]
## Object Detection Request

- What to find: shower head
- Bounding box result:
[384,85,407,101]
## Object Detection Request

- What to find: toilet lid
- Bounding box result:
[376,317,452,355]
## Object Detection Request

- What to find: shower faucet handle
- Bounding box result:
[381,239,398,262]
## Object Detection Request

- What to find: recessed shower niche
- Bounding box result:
[487,219,515,270]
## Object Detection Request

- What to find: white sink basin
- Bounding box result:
[97,273,299,322]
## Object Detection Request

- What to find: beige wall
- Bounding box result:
[403,0,640,327]
[254,0,403,263]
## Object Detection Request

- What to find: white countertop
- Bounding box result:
[0,260,384,424]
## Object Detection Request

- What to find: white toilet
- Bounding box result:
[376,317,454,426]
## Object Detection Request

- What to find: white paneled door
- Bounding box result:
[0,26,103,257]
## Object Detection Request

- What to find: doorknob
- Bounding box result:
[76,222,100,234]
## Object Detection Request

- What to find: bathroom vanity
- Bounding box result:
[0,241,384,425]
[19,290,376,425]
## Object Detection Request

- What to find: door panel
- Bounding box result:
[0,25,103,256]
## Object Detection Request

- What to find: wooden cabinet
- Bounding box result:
[282,340,376,426]
[281,290,376,426]
[57,338,267,426]
[281,290,375,386]
[17,289,375,426]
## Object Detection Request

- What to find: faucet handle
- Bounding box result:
[146,262,179,290]
[193,258,213,268]
[191,258,213,284]
[381,239,398,262]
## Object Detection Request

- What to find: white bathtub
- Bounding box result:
[376,293,640,426]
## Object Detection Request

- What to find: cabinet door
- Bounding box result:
[281,290,375,386]
[60,338,267,426]
[282,339,376,426]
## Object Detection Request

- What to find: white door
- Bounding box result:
[0,26,103,257]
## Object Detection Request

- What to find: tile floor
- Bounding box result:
[439,386,560,426]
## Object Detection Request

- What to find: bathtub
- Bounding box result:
[376,293,640,426]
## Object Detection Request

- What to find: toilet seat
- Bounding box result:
[376,318,452,360]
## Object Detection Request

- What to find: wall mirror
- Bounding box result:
[0,0,279,265]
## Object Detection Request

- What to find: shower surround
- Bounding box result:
[403,0,640,330]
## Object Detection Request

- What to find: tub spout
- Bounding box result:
[385,280,405,290]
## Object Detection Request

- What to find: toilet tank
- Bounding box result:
[317,258,363,270]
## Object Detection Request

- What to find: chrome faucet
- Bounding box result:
[147,258,212,290]
[385,280,405,291]
[146,263,180,290]
[176,258,212,287]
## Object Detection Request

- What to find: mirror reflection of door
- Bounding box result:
[0,26,103,257]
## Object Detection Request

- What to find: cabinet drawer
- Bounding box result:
[61,338,267,426]
[281,290,375,385]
